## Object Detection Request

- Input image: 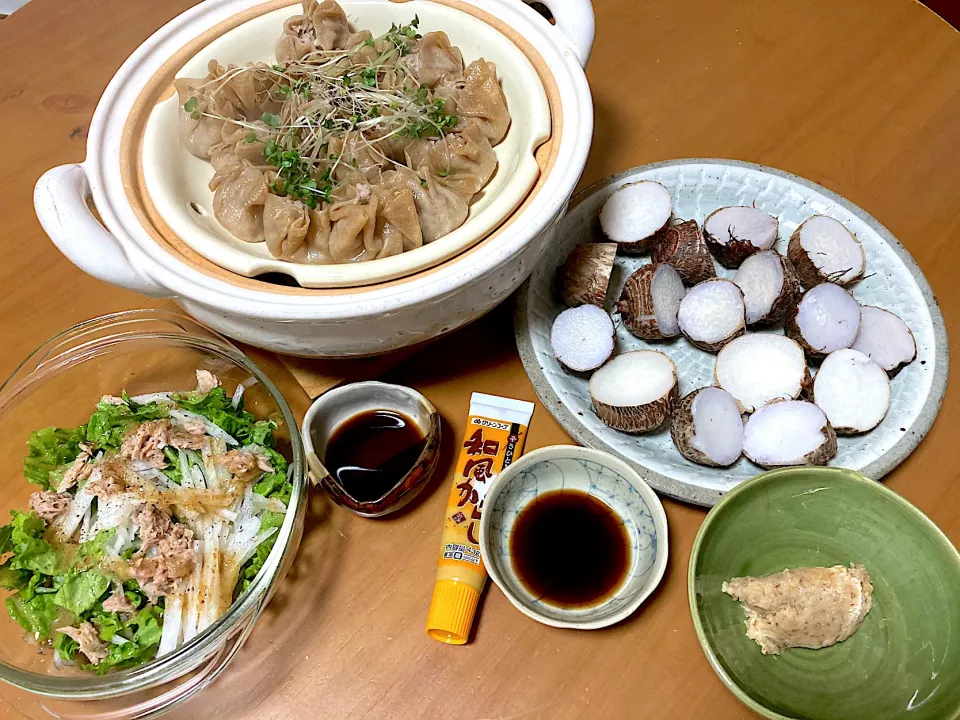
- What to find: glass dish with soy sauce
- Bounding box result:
[303,381,441,517]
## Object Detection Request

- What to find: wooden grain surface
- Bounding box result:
[0,0,958,718]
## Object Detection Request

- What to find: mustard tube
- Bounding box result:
[426,392,534,644]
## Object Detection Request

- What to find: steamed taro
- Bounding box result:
[670,387,744,467]
[703,206,778,268]
[558,243,617,308]
[651,220,716,285]
[787,215,865,288]
[733,250,802,327]
[0,371,292,673]
[813,349,891,434]
[589,351,678,433]
[785,283,861,361]
[743,400,838,468]
[599,181,673,254]
[677,278,746,352]
[551,305,615,372]
[850,306,916,376]
[175,0,511,264]
[715,334,810,414]
[616,263,685,340]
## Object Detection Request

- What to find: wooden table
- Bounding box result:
[1,0,958,717]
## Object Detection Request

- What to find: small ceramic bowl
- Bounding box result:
[479,445,669,629]
[303,381,440,517]
[689,467,960,720]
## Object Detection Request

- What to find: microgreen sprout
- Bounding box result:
[183,96,201,120]
[195,14,459,210]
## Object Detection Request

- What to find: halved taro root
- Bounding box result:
[677,278,745,352]
[850,305,917,376]
[787,215,866,288]
[551,305,615,373]
[813,349,891,434]
[616,264,685,340]
[650,220,716,285]
[589,350,678,433]
[715,334,811,413]
[742,400,838,468]
[670,387,744,467]
[599,181,672,254]
[702,206,778,269]
[557,242,618,307]
[785,283,861,361]
[733,250,802,327]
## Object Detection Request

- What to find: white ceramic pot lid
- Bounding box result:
[141,0,551,288]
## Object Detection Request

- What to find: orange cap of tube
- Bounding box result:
[425,580,480,645]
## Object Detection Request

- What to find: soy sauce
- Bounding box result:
[324,410,426,503]
[510,490,630,608]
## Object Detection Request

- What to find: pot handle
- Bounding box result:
[34,164,172,298]
[524,0,595,68]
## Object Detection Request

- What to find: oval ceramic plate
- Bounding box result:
[142,0,551,288]
[515,159,949,506]
[688,467,960,720]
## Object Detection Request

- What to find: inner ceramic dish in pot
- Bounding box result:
[141,0,551,288]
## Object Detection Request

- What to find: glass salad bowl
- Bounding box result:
[0,310,306,719]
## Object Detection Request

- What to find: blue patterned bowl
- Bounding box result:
[479,445,669,629]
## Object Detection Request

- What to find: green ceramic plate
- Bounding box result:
[688,467,960,720]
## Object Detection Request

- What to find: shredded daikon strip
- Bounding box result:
[231,384,245,409]
[236,527,279,568]
[251,494,287,514]
[200,445,217,492]
[105,524,135,557]
[90,494,138,537]
[109,635,130,646]
[169,409,238,445]
[217,508,238,522]
[198,520,224,632]
[59,485,96,539]
[190,464,206,490]
[178,450,194,490]
[129,392,173,405]
[158,595,184,657]
[181,518,205,643]
[79,504,94,543]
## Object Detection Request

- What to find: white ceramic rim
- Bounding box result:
[81,0,592,320]
[479,444,669,630]
[141,0,552,288]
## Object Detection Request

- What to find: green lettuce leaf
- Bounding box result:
[5,592,58,637]
[86,606,163,674]
[23,426,87,490]
[0,560,30,590]
[94,611,123,642]
[85,399,169,450]
[248,420,279,448]
[172,388,253,439]
[160,447,182,485]
[75,528,117,569]
[0,522,13,554]
[5,511,60,576]
[53,570,110,616]
[54,628,79,659]
[252,446,290,501]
